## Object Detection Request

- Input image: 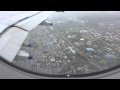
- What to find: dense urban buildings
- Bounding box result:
[13,11,120,75]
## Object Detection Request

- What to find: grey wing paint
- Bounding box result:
[0,11,55,62]
[0,11,120,79]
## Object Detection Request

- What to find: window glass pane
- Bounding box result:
[1,11,120,77]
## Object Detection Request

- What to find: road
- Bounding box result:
[49,26,103,70]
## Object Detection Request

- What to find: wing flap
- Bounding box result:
[15,11,55,31]
[0,27,28,62]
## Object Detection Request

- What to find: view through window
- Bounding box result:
[3,11,120,76]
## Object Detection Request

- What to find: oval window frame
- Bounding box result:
[1,57,120,79]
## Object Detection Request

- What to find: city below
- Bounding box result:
[13,11,120,75]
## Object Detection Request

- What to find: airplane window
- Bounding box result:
[1,11,120,78]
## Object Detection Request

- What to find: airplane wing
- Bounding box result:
[0,11,55,62]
